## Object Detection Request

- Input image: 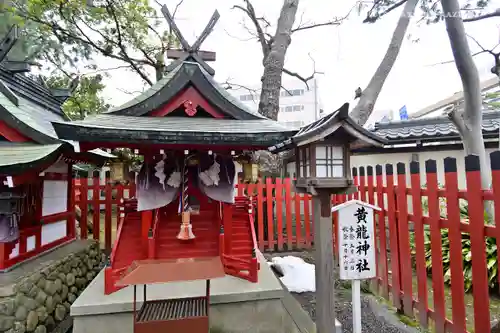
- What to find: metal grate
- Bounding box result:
[136,298,207,322]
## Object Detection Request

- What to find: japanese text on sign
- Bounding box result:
[336,201,377,280]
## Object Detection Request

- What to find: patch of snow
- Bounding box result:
[270,256,316,293]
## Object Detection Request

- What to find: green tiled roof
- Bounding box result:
[0,143,64,175]
[0,83,64,144]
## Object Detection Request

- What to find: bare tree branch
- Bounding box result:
[463,8,500,22]
[364,0,408,23]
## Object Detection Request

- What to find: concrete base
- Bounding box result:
[71,252,342,333]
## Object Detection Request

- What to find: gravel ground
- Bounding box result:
[265,250,420,333]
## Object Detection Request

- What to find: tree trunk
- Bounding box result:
[441,0,490,189]
[258,0,299,120]
[349,0,418,126]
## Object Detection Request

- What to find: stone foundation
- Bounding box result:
[0,240,104,333]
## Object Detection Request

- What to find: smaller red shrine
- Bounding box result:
[0,26,109,271]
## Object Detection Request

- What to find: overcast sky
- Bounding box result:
[98,0,500,123]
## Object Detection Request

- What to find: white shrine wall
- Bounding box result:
[41,160,70,245]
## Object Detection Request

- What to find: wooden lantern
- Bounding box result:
[243,162,258,182]
[110,162,128,182]
[267,102,387,333]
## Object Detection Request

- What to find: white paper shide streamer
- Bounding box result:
[199,158,220,187]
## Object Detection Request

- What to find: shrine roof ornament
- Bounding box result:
[104,60,266,120]
[161,5,219,76]
[268,103,388,153]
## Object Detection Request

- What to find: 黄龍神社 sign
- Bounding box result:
[333,200,380,280]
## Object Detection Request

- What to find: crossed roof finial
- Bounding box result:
[161,5,219,75]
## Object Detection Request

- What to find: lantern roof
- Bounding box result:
[268,103,387,153]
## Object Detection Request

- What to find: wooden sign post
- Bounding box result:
[332,199,381,333]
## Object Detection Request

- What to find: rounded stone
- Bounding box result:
[60,285,68,301]
[14,306,28,321]
[0,315,14,331]
[53,280,62,294]
[27,286,39,300]
[70,259,79,268]
[75,278,86,289]
[51,294,61,308]
[15,295,37,312]
[69,287,77,294]
[0,299,15,316]
[57,274,66,284]
[62,264,71,274]
[34,325,46,333]
[34,290,47,306]
[44,296,54,315]
[44,316,54,330]
[16,280,34,295]
[67,293,76,304]
[53,305,66,322]
[65,274,75,287]
[43,281,57,297]
[11,321,26,333]
[63,302,71,311]
[35,307,47,323]
[36,279,46,292]
[26,311,38,332]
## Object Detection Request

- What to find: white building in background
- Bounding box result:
[231,78,323,128]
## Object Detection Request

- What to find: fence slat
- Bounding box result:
[385,164,402,309]
[284,178,293,249]
[409,161,428,328]
[464,155,491,333]
[359,167,366,202]
[375,165,389,299]
[304,194,311,247]
[80,177,89,240]
[294,190,302,249]
[265,178,275,251]
[92,170,100,241]
[104,173,112,253]
[366,166,378,293]
[275,178,284,251]
[396,163,413,317]
[257,181,265,252]
[425,159,446,333]
[491,151,500,289]
[443,157,466,332]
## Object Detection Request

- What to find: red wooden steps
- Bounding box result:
[155,212,219,260]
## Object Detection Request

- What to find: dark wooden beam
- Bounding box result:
[161,5,190,51]
[0,25,18,63]
[191,10,220,51]
[167,49,216,62]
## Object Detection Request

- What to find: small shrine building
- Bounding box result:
[0,26,110,271]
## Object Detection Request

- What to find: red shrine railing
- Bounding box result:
[76,151,500,333]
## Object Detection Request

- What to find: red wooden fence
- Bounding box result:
[73,153,500,333]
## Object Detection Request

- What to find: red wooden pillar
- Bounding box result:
[0,243,7,270]
[223,203,233,255]
[67,163,76,238]
[92,170,100,241]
